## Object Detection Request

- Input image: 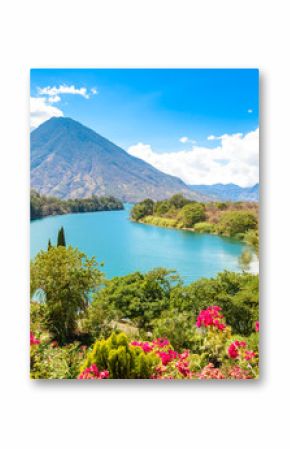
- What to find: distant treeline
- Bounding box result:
[31,190,124,220]
[131,194,259,252]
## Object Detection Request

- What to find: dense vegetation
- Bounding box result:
[30,244,259,379]
[30,189,123,219]
[131,194,259,252]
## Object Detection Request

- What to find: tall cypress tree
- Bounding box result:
[57,227,66,247]
[48,239,52,250]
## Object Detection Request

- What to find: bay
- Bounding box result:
[30,204,258,284]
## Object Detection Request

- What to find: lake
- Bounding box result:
[30,204,258,284]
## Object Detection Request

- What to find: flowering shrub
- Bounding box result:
[30,341,86,379]
[30,306,259,380]
[196,306,226,331]
[30,332,40,345]
[78,364,109,379]
[198,363,225,379]
[80,332,159,379]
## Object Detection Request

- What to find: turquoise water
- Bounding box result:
[30,204,257,284]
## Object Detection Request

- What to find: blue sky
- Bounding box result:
[31,68,258,151]
[30,69,259,186]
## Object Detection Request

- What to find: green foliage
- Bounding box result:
[152,311,197,351]
[89,268,177,330]
[30,301,47,335]
[194,221,215,233]
[217,211,258,237]
[30,246,103,343]
[131,196,259,248]
[170,271,259,336]
[238,249,253,271]
[130,198,154,221]
[57,226,66,247]
[154,200,171,215]
[168,194,190,209]
[81,332,158,379]
[31,342,85,379]
[244,229,259,254]
[142,215,177,228]
[215,202,228,210]
[179,203,206,227]
[30,189,123,220]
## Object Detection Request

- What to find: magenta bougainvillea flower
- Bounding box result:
[196,306,226,331]
[30,332,40,345]
[78,364,109,380]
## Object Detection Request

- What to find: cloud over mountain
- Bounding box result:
[127,129,259,187]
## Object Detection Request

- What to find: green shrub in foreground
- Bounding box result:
[81,332,158,379]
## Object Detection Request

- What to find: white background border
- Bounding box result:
[0,1,289,447]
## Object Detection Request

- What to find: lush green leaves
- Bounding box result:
[81,332,158,379]
[30,189,123,220]
[30,246,103,343]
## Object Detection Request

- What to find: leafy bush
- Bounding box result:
[179,203,206,227]
[81,332,158,379]
[217,211,258,237]
[142,215,177,228]
[169,194,190,209]
[244,229,259,254]
[130,198,154,220]
[30,246,103,343]
[170,271,259,336]
[31,342,86,379]
[152,311,197,351]
[194,222,215,233]
[89,268,176,330]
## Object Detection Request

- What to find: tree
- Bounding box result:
[238,249,253,271]
[57,226,66,247]
[179,203,206,227]
[130,199,154,221]
[90,268,177,330]
[218,211,257,237]
[47,239,52,250]
[169,194,190,209]
[30,246,103,343]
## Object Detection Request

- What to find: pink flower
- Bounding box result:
[131,341,153,352]
[244,350,256,361]
[179,350,189,360]
[228,366,252,379]
[196,306,226,331]
[228,343,239,359]
[198,363,225,380]
[152,338,170,348]
[156,349,178,365]
[175,360,191,377]
[78,364,110,379]
[30,332,40,345]
[255,321,259,332]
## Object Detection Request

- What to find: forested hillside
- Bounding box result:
[30,190,123,219]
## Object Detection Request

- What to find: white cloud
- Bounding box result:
[47,95,61,103]
[127,129,259,187]
[30,97,63,129]
[37,84,98,99]
[179,136,196,145]
[248,108,253,113]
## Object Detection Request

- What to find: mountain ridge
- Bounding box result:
[188,183,259,202]
[30,117,208,202]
